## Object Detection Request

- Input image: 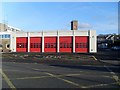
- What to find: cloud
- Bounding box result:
[93,22,118,34]
[78,23,92,29]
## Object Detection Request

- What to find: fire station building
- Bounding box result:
[1,20,97,53]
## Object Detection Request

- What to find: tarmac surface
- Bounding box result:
[1,50,120,89]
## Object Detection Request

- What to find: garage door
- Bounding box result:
[30,37,42,52]
[75,36,89,53]
[59,36,73,53]
[16,37,28,52]
[44,37,57,52]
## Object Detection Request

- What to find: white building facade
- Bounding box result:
[9,30,97,53]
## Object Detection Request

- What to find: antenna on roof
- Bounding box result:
[2,2,8,31]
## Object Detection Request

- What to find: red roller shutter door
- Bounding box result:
[75,36,89,53]
[16,37,28,52]
[44,37,57,52]
[30,37,42,52]
[59,36,73,53]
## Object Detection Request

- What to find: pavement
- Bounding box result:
[1,51,120,89]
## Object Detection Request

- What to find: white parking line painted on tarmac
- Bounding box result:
[85,82,117,88]
[92,56,97,61]
[45,72,87,88]
[16,76,52,80]
[0,69,16,90]
[104,65,120,85]
[15,72,112,80]
[31,68,86,88]
[31,68,40,71]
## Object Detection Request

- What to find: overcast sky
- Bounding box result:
[1,2,118,35]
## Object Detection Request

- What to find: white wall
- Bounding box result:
[15,30,89,37]
[44,31,57,36]
[10,30,96,53]
[29,32,42,37]
[16,32,28,37]
[89,30,97,53]
[10,32,16,52]
[59,31,73,36]
[74,30,89,36]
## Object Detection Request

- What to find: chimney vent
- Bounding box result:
[71,20,78,30]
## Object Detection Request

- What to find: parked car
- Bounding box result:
[111,46,120,50]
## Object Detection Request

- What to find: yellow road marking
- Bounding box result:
[16,73,82,80]
[104,65,120,86]
[0,69,16,90]
[30,67,116,88]
[92,56,97,60]
[16,68,110,80]
[16,76,52,80]
[45,72,86,88]
[85,82,117,88]
[31,68,40,71]
[16,73,112,80]
[31,68,86,88]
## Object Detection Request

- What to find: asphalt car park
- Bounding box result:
[1,51,120,89]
